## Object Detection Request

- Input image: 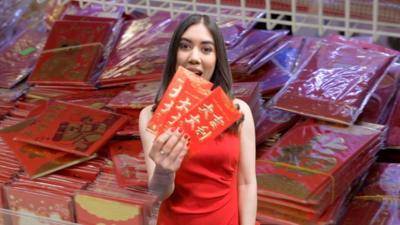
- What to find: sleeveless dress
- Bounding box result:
[157,133,240,225]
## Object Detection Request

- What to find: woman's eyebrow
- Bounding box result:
[180,37,214,45]
[201,40,214,45]
[180,38,192,43]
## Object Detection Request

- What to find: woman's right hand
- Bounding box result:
[149,128,190,173]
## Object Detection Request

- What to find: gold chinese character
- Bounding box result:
[210,114,224,128]
[161,100,174,113]
[196,126,212,142]
[167,113,182,125]
[199,103,214,120]
[169,84,183,98]
[185,114,200,130]
[176,97,192,113]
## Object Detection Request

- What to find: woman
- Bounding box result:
[139,14,257,225]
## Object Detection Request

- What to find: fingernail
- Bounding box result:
[183,134,189,139]
[177,128,183,133]
[169,127,175,132]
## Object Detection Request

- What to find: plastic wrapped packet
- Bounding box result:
[0,0,31,48]
[272,41,397,125]
[340,163,400,225]
[0,25,47,89]
[99,13,177,87]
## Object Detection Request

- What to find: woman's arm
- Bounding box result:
[236,99,257,225]
[139,105,189,201]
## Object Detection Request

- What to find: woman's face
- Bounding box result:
[176,22,216,81]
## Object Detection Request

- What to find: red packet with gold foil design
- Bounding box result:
[43,20,112,50]
[156,80,212,135]
[28,44,103,86]
[147,66,213,134]
[74,191,148,225]
[13,100,128,157]
[0,120,96,179]
[172,86,241,146]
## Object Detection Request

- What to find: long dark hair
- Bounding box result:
[153,14,243,132]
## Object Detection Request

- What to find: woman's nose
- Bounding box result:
[188,48,201,65]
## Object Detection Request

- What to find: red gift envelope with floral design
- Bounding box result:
[171,86,242,146]
[0,120,96,179]
[43,20,112,50]
[13,100,128,156]
[29,44,104,86]
[147,66,213,134]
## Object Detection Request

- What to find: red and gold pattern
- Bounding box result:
[171,87,242,146]
[13,100,128,156]
[0,119,95,178]
[147,66,213,134]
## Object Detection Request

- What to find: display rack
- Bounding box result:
[37,0,400,41]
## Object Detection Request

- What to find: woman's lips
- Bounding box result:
[187,68,203,76]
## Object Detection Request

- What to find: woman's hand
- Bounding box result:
[149,128,190,173]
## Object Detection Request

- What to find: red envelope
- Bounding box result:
[171,86,242,147]
[13,100,128,156]
[147,66,213,134]
[43,20,112,50]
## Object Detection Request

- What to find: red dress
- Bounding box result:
[157,133,240,225]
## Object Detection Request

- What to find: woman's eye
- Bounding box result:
[202,46,213,54]
[179,42,191,50]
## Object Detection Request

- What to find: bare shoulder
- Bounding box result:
[233,98,252,116]
[139,105,154,121]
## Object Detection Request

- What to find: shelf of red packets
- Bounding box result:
[0,0,400,225]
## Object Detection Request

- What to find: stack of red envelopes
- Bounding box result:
[106,81,159,137]
[75,166,157,225]
[340,163,400,225]
[385,86,400,149]
[147,67,242,148]
[109,139,148,188]
[358,63,400,124]
[0,100,127,179]
[3,173,88,223]
[255,105,298,145]
[256,119,384,224]
[0,124,21,211]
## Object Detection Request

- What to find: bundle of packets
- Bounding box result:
[75,166,157,225]
[109,139,148,188]
[3,173,88,223]
[147,66,242,147]
[255,119,384,224]
[0,100,127,179]
[339,163,400,225]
